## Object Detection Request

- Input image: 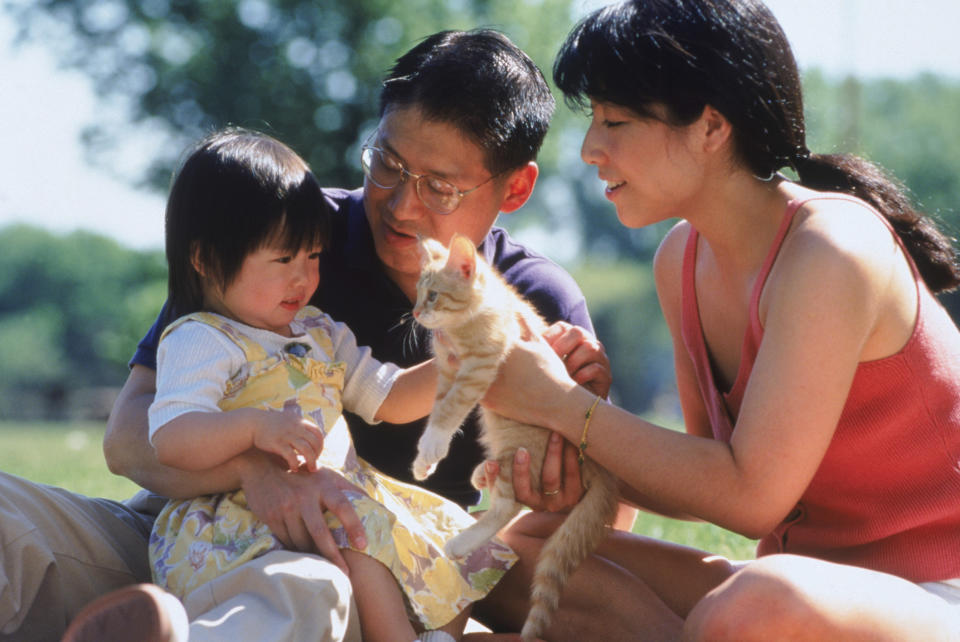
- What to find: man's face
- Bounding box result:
[362,105,507,295]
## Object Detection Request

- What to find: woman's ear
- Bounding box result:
[698,105,733,154]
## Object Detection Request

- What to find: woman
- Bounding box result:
[482,0,960,639]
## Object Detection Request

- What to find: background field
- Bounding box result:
[0,421,757,560]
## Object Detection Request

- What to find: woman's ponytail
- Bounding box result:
[794,152,960,293]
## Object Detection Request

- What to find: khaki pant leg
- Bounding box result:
[183,550,361,642]
[0,472,154,642]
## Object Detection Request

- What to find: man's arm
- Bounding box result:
[104,364,367,566]
[104,365,231,497]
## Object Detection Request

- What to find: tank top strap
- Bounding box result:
[746,197,812,335]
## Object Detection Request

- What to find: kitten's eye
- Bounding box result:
[427,290,438,303]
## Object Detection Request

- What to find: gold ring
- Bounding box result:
[543,489,560,496]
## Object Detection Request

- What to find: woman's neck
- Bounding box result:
[687,171,796,280]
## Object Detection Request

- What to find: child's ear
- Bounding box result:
[445,234,477,281]
[190,243,207,277]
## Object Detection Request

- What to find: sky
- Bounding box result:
[1,0,959,251]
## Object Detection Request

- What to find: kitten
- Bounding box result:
[411,233,619,641]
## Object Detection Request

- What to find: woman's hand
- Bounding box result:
[479,432,584,512]
[483,331,576,428]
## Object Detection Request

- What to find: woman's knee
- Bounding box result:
[684,555,822,641]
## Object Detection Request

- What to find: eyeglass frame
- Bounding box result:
[359,137,506,215]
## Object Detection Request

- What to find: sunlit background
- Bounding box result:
[2,0,958,250]
[1,0,959,423]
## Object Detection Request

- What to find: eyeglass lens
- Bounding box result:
[361,147,461,214]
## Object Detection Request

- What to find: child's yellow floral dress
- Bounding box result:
[148,308,516,629]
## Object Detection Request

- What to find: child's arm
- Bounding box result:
[152,406,325,472]
[150,322,325,473]
[374,359,437,424]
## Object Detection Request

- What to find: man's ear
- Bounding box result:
[497,162,538,214]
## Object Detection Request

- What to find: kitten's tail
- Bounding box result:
[521,467,619,641]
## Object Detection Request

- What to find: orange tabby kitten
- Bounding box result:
[412,233,619,641]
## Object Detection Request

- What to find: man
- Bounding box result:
[1,30,609,641]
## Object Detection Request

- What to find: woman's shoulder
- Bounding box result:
[770,190,905,317]
[787,192,899,268]
[653,220,694,283]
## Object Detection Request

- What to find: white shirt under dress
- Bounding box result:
[148,311,400,445]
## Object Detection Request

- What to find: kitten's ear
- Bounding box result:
[417,235,442,267]
[445,233,477,281]
[417,235,431,266]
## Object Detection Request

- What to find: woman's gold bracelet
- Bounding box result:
[578,394,603,465]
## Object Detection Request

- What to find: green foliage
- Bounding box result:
[0,225,166,419]
[803,70,960,232]
[6,0,580,193]
[574,252,678,415]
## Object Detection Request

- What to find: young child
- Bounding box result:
[146,127,516,642]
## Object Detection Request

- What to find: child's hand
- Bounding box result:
[254,407,325,472]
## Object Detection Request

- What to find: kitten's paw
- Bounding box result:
[444,532,477,559]
[416,429,451,465]
[470,463,487,490]
[411,456,438,481]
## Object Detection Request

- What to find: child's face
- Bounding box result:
[203,244,321,336]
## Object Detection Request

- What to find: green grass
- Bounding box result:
[0,421,140,500]
[0,421,757,560]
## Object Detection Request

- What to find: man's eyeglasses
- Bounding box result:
[360,142,503,215]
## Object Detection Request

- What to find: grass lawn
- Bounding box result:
[0,421,758,560]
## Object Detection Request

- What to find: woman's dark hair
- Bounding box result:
[554,0,959,292]
[165,127,331,317]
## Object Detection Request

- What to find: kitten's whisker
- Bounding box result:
[393,312,430,359]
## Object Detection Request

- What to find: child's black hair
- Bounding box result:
[165,127,331,317]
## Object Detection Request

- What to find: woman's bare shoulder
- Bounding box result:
[653,219,693,284]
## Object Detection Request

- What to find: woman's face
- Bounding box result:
[580,101,703,228]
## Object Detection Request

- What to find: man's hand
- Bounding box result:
[544,322,612,399]
[480,432,583,512]
[239,453,366,575]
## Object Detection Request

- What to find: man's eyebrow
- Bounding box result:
[377,135,457,181]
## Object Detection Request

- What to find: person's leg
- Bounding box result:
[0,471,153,641]
[684,554,960,641]
[182,549,360,642]
[340,549,418,642]
[473,511,736,642]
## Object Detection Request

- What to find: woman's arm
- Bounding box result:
[485,205,901,538]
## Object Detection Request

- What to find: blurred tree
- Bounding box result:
[0,225,166,418]
[803,70,960,316]
[5,0,581,190]
[5,0,960,417]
